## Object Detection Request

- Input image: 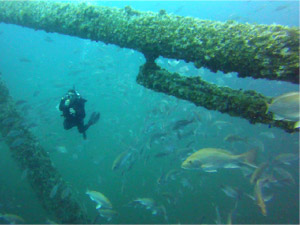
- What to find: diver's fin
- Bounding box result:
[88,112,100,126]
[83,131,87,140]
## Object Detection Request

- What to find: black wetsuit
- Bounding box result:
[59,91,88,138]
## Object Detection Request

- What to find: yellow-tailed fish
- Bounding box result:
[86,190,112,209]
[254,178,267,216]
[129,198,160,215]
[220,185,242,200]
[132,198,156,208]
[273,167,295,185]
[112,150,132,171]
[224,134,248,143]
[181,148,256,172]
[272,153,298,166]
[266,92,300,129]
[250,162,269,184]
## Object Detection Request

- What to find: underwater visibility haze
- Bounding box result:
[0,1,299,224]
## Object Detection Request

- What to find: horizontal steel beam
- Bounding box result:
[0,1,299,83]
[137,62,297,133]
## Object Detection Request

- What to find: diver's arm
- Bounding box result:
[59,97,66,111]
[59,97,72,117]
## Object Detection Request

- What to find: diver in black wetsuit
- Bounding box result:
[59,89,100,139]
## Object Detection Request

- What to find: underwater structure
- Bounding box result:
[0,1,299,130]
[0,80,90,223]
[0,1,299,221]
[0,1,298,83]
[137,61,296,132]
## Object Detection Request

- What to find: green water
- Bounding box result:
[0,1,299,224]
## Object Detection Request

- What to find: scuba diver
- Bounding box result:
[59,88,100,139]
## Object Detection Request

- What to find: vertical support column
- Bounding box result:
[0,79,90,224]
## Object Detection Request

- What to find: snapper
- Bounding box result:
[181,148,256,172]
[86,190,112,209]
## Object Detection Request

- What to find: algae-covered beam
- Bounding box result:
[0,79,90,223]
[137,61,297,133]
[0,1,299,83]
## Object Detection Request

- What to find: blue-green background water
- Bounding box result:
[0,1,299,224]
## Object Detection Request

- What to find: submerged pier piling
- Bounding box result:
[0,80,90,223]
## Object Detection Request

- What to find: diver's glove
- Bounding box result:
[87,112,100,126]
[69,108,76,116]
[65,99,70,107]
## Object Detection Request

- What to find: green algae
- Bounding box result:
[0,1,298,132]
[137,61,297,133]
[0,80,90,224]
[0,1,298,83]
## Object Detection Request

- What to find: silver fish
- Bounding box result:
[220,185,242,200]
[98,209,118,221]
[267,92,300,128]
